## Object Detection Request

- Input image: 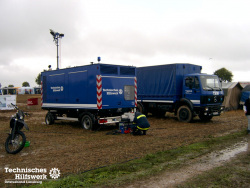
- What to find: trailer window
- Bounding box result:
[100,65,118,75]
[124,86,134,100]
[120,67,136,76]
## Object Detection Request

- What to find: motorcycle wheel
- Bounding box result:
[5,131,26,154]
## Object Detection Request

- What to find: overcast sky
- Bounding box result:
[1,0,250,87]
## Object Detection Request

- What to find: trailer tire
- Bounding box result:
[177,105,192,123]
[81,114,95,130]
[45,112,54,125]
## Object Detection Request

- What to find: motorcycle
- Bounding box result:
[5,103,29,154]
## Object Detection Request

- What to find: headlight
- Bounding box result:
[205,107,209,111]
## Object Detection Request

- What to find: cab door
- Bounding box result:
[183,76,201,107]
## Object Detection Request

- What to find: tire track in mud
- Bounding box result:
[126,136,249,188]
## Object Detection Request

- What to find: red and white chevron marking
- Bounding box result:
[96,75,102,109]
[134,77,137,107]
[41,81,43,106]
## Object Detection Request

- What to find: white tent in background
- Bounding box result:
[222,82,243,110]
[17,87,35,94]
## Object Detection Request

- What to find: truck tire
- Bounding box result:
[137,102,144,113]
[177,105,192,123]
[81,113,95,130]
[45,112,54,125]
[137,102,148,115]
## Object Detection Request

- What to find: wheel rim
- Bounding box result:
[46,116,50,124]
[7,134,24,153]
[180,109,189,121]
[46,113,53,125]
[83,118,91,129]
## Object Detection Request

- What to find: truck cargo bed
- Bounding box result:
[137,64,201,102]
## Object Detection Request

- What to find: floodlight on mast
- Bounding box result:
[49,29,64,69]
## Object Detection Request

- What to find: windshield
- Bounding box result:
[200,75,221,91]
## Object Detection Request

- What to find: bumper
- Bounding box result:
[98,116,121,125]
[200,105,225,116]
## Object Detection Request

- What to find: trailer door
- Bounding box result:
[101,76,135,109]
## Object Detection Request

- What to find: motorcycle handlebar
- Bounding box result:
[11,103,29,116]
[11,103,19,109]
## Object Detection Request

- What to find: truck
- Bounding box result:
[136,63,224,122]
[41,63,137,130]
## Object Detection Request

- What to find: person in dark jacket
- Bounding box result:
[243,97,250,134]
[132,112,150,135]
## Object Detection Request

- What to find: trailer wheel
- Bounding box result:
[45,112,54,125]
[177,106,192,123]
[81,114,94,130]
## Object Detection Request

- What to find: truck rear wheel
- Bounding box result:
[137,102,148,115]
[137,102,144,113]
[81,114,94,130]
[177,106,192,123]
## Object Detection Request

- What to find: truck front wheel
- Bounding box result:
[177,106,192,123]
[81,114,94,130]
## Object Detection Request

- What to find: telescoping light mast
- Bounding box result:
[49,29,64,70]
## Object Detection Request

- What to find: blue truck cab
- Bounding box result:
[181,73,224,122]
[137,64,224,122]
[41,63,137,129]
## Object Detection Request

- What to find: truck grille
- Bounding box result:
[201,95,224,104]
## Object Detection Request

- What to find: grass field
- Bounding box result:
[0,94,249,187]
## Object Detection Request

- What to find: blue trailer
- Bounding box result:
[137,63,224,122]
[41,64,137,129]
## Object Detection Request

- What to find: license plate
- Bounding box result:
[213,112,219,115]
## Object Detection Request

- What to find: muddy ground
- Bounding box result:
[0,95,247,186]
[126,136,250,188]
